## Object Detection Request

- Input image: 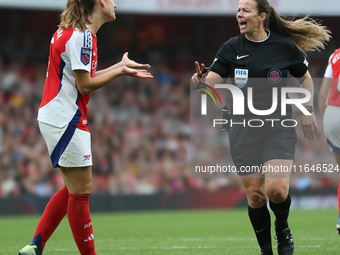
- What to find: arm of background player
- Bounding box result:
[95,52,150,77]
[74,66,153,95]
[318,77,332,120]
[297,70,318,140]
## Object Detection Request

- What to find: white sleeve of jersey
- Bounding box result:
[66,29,92,73]
[324,53,333,78]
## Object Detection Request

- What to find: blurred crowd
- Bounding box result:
[0,11,339,198]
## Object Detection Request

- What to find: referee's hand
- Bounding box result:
[301,113,318,140]
[195,61,207,78]
[191,61,207,82]
[192,61,209,93]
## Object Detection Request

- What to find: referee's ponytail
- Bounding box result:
[255,0,331,55]
[59,0,96,32]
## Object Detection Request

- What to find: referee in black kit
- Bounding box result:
[192,0,330,254]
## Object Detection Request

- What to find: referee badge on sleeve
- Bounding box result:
[235,69,248,88]
[81,47,91,66]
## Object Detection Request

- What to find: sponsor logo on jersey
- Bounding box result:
[236,54,249,60]
[267,68,282,84]
[81,47,91,66]
[235,69,248,88]
[83,155,92,161]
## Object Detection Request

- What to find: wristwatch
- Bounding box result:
[304,105,314,113]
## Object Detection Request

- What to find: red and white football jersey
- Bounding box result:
[324,48,340,107]
[38,27,98,131]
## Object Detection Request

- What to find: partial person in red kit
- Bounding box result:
[18,0,153,254]
[319,47,340,235]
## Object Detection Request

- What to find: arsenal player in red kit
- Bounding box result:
[18,0,153,254]
[319,47,340,235]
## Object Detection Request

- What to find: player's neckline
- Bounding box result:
[245,31,270,43]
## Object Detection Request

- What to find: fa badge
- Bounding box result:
[235,69,248,88]
[81,47,91,66]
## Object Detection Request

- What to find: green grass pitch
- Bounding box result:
[1,209,339,254]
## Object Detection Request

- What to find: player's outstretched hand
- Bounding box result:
[121,66,153,79]
[301,113,318,140]
[121,52,151,70]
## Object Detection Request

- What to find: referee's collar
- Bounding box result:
[245,31,270,43]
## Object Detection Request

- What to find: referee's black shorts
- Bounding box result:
[228,118,297,176]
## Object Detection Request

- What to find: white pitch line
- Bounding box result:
[52,246,248,251]
[50,237,330,253]
[299,245,321,248]
[51,244,322,252]
[299,237,340,240]
[95,237,255,243]
[96,237,340,242]
[53,248,78,251]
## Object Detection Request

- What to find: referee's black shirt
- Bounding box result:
[210,31,308,119]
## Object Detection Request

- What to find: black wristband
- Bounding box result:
[304,105,314,113]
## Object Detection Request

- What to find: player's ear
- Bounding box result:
[259,12,266,23]
[98,0,105,8]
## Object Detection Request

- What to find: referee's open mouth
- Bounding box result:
[239,21,247,30]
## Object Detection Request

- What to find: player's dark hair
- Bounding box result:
[254,0,331,54]
[59,0,96,32]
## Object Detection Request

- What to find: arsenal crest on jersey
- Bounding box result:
[81,47,91,66]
